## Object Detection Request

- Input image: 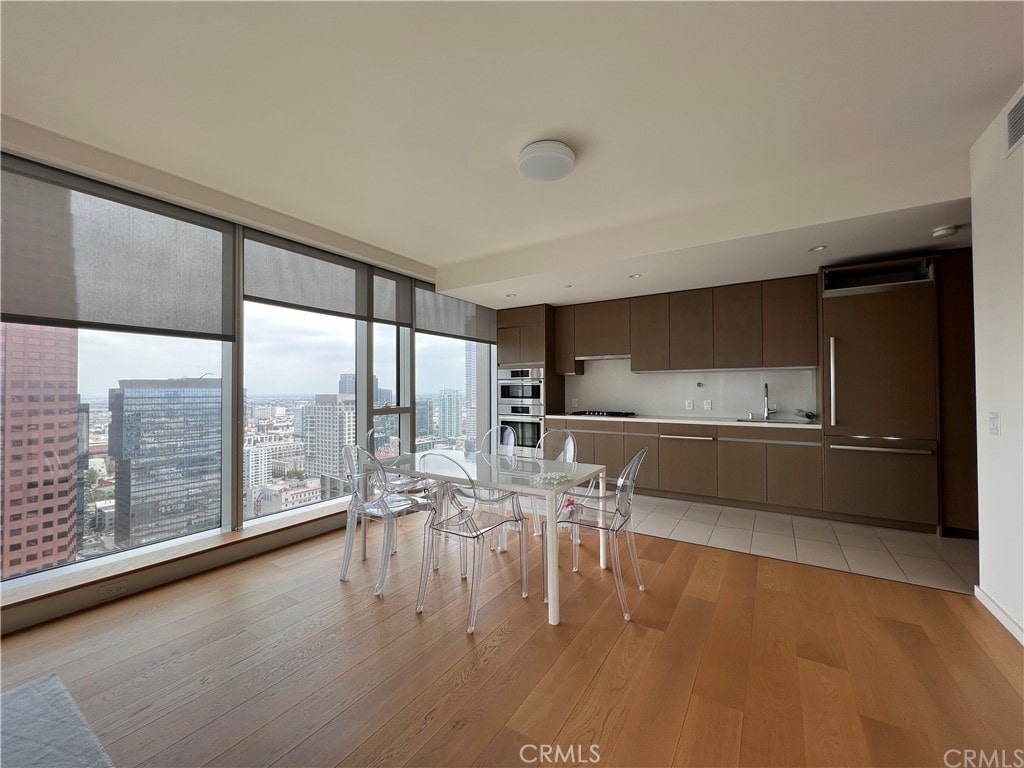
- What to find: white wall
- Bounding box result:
[563,358,819,420]
[969,86,1024,642]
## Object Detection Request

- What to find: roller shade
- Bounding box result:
[1,158,234,338]
[415,283,496,343]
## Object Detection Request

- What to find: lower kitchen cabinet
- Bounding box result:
[767,444,823,509]
[624,434,659,490]
[594,432,625,478]
[717,440,767,503]
[825,437,938,525]
[658,424,717,496]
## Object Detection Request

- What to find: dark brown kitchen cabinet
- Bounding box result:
[669,288,714,370]
[554,305,584,375]
[822,281,938,440]
[574,299,630,358]
[713,282,763,368]
[571,430,595,464]
[496,324,545,366]
[623,434,659,489]
[497,305,545,328]
[762,275,818,367]
[767,444,823,510]
[717,440,767,503]
[629,294,670,371]
[658,423,717,496]
[594,433,626,478]
[824,437,938,525]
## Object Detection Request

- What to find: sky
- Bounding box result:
[77,302,477,397]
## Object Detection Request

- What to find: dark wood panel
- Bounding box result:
[497,305,545,328]
[713,282,763,368]
[624,435,659,490]
[563,418,623,433]
[936,249,978,532]
[717,441,767,503]
[659,435,717,496]
[573,430,595,464]
[554,306,583,375]
[519,324,546,365]
[496,327,520,366]
[669,289,714,370]
[659,422,717,438]
[630,294,671,371]
[825,439,938,524]
[624,421,659,435]
[544,418,566,430]
[593,433,625,478]
[718,425,822,443]
[574,299,630,358]
[823,283,937,439]
[762,275,818,367]
[767,444,823,510]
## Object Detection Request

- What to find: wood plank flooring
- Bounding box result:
[2,514,1021,768]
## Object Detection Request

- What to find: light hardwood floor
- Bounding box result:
[2,515,1021,768]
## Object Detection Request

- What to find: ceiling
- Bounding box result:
[1,2,1020,308]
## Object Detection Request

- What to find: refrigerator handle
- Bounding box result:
[829,336,837,427]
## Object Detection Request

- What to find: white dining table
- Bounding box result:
[385,449,607,625]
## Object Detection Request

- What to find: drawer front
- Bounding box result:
[825,440,938,524]
[659,435,717,496]
[658,423,717,438]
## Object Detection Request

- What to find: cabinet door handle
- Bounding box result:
[829,336,837,427]
[829,445,934,456]
[660,435,715,441]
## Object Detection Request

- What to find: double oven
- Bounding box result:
[497,368,544,455]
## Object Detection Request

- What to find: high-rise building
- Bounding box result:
[108,378,222,548]
[464,341,477,442]
[303,394,357,479]
[437,389,465,439]
[1,323,81,578]
[416,398,435,438]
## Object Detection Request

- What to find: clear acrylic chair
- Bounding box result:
[339,445,434,596]
[529,429,578,535]
[475,425,519,551]
[366,427,435,496]
[543,447,647,620]
[415,452,529,633]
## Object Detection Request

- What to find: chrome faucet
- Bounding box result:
[763,382,777,420]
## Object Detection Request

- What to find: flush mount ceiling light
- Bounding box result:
[505,293,517,298]
[809,245,828,252]
[518,140,576,181]
[932,225,958,238]
[628,273,642,279]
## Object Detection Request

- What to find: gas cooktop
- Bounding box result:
[569,410,637,418]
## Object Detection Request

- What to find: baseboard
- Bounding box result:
[975,585,1024,644]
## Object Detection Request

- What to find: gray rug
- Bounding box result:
[1,673,114,768]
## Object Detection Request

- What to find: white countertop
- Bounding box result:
[547,413,822,430]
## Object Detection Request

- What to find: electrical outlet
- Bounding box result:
[989,411,1001,435]
[703,399,713,411]
[571,398,578,409]
[685,399,694,410]
[98,580,128,600]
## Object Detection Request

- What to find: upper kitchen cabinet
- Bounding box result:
[574,299,630,358]
[553,305,584,375]
[762,275,818,367]
[713,282,762,368]
[496,305,546,366]
[629,294,670,371]
[669,288,714,370]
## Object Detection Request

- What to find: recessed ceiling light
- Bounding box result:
[809,245,827,252]
[564,284,573,288]
[932,225,958,238]
[628,273,642,279]
[518,140,576,181]
[505,293,517,298]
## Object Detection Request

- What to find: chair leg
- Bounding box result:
[432,530,441,571]
[609,531,631,621]
[572,524,580,573]
[626,526,644,592]
[374,517,395,597]
[518,523,529,598]
[339,504,360,581]
[467,538,485,634]
[460,536,469,579]
[416,521,434,613]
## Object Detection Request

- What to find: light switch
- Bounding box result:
[989,411,1001,435]
[571,398,578,409]
[685,400,694,410]
[703,399,713,411]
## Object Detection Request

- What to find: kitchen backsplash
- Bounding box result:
[562,359,819,419]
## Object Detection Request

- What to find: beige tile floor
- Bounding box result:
[629,494,978,593]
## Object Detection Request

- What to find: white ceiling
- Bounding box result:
[1,2,1020,308]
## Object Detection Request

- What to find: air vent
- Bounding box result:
[822,258,934,297]
[1009,94,1024,152]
